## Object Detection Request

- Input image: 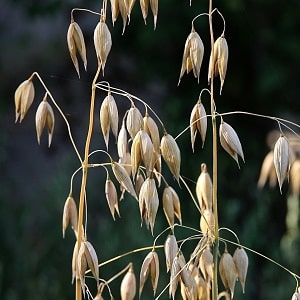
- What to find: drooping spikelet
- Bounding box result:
[121,264,136,300]
[105,179,120,220]
[196,163,213,211]
[126,106,143,140]
[257,151,277,188]
[164,234,179,273]
[62,195,78,238]
[233,247,248,293]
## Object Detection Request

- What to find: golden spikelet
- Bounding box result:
[200,209,214,237]
[93,20,112,75]
[178,25,204,85]
[67,21,87,78]
[143,114,160,154]
[35,94,55,147]
[140,0,149,25]
[160,133,181,182]
[219,120,244,168]
[164,234,179,273]
[196,163,213,211]
[110,0,120,25]
[118,0,128,34]
[199,247,213,283]
[105,179,120,220]
[126,106,143,140]
[84,241,99,286]
[233,247,248,293]
[130,131,142,178]
[121,264,136,300]
[139,130,154,176]
[208,35,228,95]
[15,78,35,123]
[118,120,129,159]
[139,251,159,297]
[62,195,78,238]
[150,0,158,29]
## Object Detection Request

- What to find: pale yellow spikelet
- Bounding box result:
[126,106,143,140]
[121,264,136,300]
[67,21,87,78]
[169,255,183,299]
[180,268,197,300]
[108,94,119,139]
[99,96,110,149]
[15,78,35,123]
[118,0,128,34]
[160,133,181,182]
[163,185,182,227]
[139,251,160,297]
[119,150,132,176]
[290,159,300,196]
[110,0,120,26]
[130,131,142,178]
[143,114,160,154]
[219,120,244,168]
[273,135,292,192]
[196,163,213,211]
[153,151,162,186]
[164,234,179,273]
[208,35,228,95]
[190,100,207,151]
[105,179,120,220]
[84,241,99,286]
[219,250,237,299]
[140,0,149,24]
[93,20,112,75]
[194,273,207,300]
[257,151,277,188]
[112,161,138,200]
[150,0,158,29]
[62,195,78,238]
[178,26,204,85]
[77,241,88,294]
[72,241,79,284]
[140,130,154,175]
[233,247,248,293]
[117,120,129,158]
[35,94,55,147]
[135,172,144,196]
[200,209,214,237]
[199,247,213,282]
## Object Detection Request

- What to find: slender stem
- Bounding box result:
[208,0,219,299]
[76,66,101,300]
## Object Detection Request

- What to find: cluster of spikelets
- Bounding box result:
[258,132,300,195]
[14,76,55,147]
[178,17,228,95]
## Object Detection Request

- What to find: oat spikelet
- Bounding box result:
[140,0,149,25]
[178,25,204,85]
[112,161,138,200]
[208,35,228,95]
[169,253,186,299]
[118,0,128,34]
[93,20,112,75]
[67,21,87,78]
[161,133,181,182]
[121,264,136,300]
[196,163,213,211]
[273,135,292,192]
[292,289,300,300]
[62,195,78,238]
[257,151,277,188]
[290,159,300,196]
[126,106,143,140]
[190,99,207,151]
[163,185,182,227]
[200,209,214,237]
[105,179,120,220]
[77,242,88,294]
[219,250,237,299]
[35,94,55,147]
[233,247,248,293]
[219,120,244,168]
[110,0,120,25]
[144,114,160,154]
[199,247,213,282]
[150,0,158,29]
[164,234,179,273]
[84,241,99,286]
[139,251,160,297]
[131,131,142,178]
[118,120,129,159]
[15,78,35,123]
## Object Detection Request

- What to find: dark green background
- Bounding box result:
[1,0,300,299]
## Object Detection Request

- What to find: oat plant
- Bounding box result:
[14,0,300,299]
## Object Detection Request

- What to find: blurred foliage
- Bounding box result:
[1,0,300,299]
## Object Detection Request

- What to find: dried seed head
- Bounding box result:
[160,133,181,182]
[180,268,197,300]
[190,99,207,151]
[67,21,87,78]
[233,247,248,293]
[77,242,88,294]
[219,120,244,168]
[121,264,136,300]
[15,78,35,123]
[178,26,204,85]
[200,209,214,237]
[138,177,159,234]
[164,234,179,273]
[72,241,79,284]
[112,161,138,200]
[208,35,228,95]
[219,250,237,298]
[126,106,143,140]
[119,150,132,177]
[196,163,213,211]
[93,20,112,74]
[130,131,142,178]
[135,172,145,196]
[162,185,182,227]
[150,0,158,29]
[199,247,213,282]
[194,272,207,300]
[118,0,128,34]
[143,114,160,154]
[169,255,185,299]
[62,195,78,238]
[35,94,55,147]
[105,179,120,220]
[140,0,149,24]
[273,135,292,192]
[257,151,277,188]
[84,241,99,285]
[110,0,120,25]
[290,159,300,196]
[139,251,160,297]
[118,120,129,159]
